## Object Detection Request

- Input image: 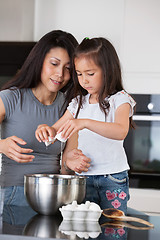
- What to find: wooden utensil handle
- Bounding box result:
[121,216,154,227]
[101,221,153,230]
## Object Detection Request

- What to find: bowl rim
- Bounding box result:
[24,173,87,180]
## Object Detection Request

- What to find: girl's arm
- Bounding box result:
[61,132,91,174]
[35,109,73,142]
[53,110,73,132]
[59,103,130,141]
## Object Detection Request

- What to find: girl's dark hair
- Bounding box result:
[1,30,78,108]
[73,37,134,127]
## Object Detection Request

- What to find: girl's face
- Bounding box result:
[41,47,71,93]
[75,57,103,101]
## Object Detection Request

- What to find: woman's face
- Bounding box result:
[41,47,71,93]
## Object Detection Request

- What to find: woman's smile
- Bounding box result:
[50,79,63,85]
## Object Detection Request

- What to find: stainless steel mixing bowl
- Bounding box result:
[24,174,86,215]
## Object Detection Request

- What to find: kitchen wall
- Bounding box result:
[0,0,35,41]
[0,0,160,94]
[34,0,160,95]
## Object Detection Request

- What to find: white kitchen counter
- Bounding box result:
[128,188,160,215]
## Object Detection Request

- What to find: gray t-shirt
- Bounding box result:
[0,88,65,187]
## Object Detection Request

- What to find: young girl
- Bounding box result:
[36,37,136,213]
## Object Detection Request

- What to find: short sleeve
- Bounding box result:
[67,97,79,118]
[111,90,136,117]
[0,88,20,119]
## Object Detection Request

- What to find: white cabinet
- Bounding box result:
[128,188,160,215]
[1,0,160,94]
[122,0,160,94]
[0,0,35,41]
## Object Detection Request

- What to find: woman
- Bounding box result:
[0,30,79,206]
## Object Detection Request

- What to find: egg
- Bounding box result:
[59,201,102,221]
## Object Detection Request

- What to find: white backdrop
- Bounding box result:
[0,0,160,93]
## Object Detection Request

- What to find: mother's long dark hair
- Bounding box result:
[1,30,78,106]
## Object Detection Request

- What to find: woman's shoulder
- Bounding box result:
[58,91,66,100]
[0,87,21,100]
[0,88,24,119]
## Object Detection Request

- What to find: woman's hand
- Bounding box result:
[0,136,34,163]
[35,124,56,143]
[58,119,87,140]
[65,148,91,173]
[61,131,90,174]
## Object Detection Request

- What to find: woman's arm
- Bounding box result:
[0,97,34,163]
[59,103,130,141]
[61,132,91,174]
[0,97,5,123]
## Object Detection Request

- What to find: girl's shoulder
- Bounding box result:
[69,94,88,105]
[67,94,88,118]
[109,90,136,106]
[108,90,136,117]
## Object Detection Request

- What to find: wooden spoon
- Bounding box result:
[101,220,154,230]
[102,208,154,228]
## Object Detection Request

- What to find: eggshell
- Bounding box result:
[55,132,67,142]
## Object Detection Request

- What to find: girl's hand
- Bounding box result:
[0,136,34,163]
[35,124,56,143]
[58,119,87,140]
[65,149,91,173]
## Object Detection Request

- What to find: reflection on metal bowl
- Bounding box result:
[23,214,63,238]
[23,214,101,240]
[24,174,86,215]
